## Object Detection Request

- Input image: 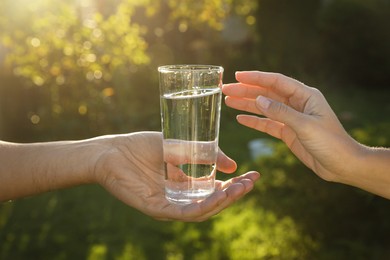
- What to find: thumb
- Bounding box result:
[217,149,237,174]
[255,96,305,129]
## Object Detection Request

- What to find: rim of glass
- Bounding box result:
[158,64,223,73]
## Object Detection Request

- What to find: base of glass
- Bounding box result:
[165,188,215,205]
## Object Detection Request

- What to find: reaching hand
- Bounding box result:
[93,131,260,222]
[222,71,364,182]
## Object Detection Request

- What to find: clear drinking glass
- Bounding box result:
[158,65,223,204]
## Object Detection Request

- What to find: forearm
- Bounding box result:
[0,139,103,201]
[338,145,390,199]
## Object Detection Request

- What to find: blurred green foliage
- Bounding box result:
[1,0,389,259]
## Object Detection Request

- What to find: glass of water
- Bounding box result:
[158,65,223,204]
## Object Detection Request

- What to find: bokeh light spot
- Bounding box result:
[30,37,41,47]
[78,105,88,115]
[246,15,256,25]
[30,114,40,124]
[102,87,115,97]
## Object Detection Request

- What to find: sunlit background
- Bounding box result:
[1,0,389,259]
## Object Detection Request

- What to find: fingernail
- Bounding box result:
[256,96,271,110]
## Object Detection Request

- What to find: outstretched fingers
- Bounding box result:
[236,115,284,140]
[162,171,260,222]
[222,82,268,99]
[224,96,263,115]
[219,171,260,191]
[193,171,260,220]
[235,71,303,98]
[236,114,298,149]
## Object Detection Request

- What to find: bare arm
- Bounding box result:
[0,132,260,221]
[0,139,101,201]
[343,146,390,198]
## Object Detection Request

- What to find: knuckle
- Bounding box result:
[271,101,289,115]
[271,73,284,87]
[309,87,324,99]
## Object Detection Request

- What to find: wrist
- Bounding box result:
[79,136,115,185]
[328,138,367,184]
[335,142,390,198]
[37,140,102,188]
